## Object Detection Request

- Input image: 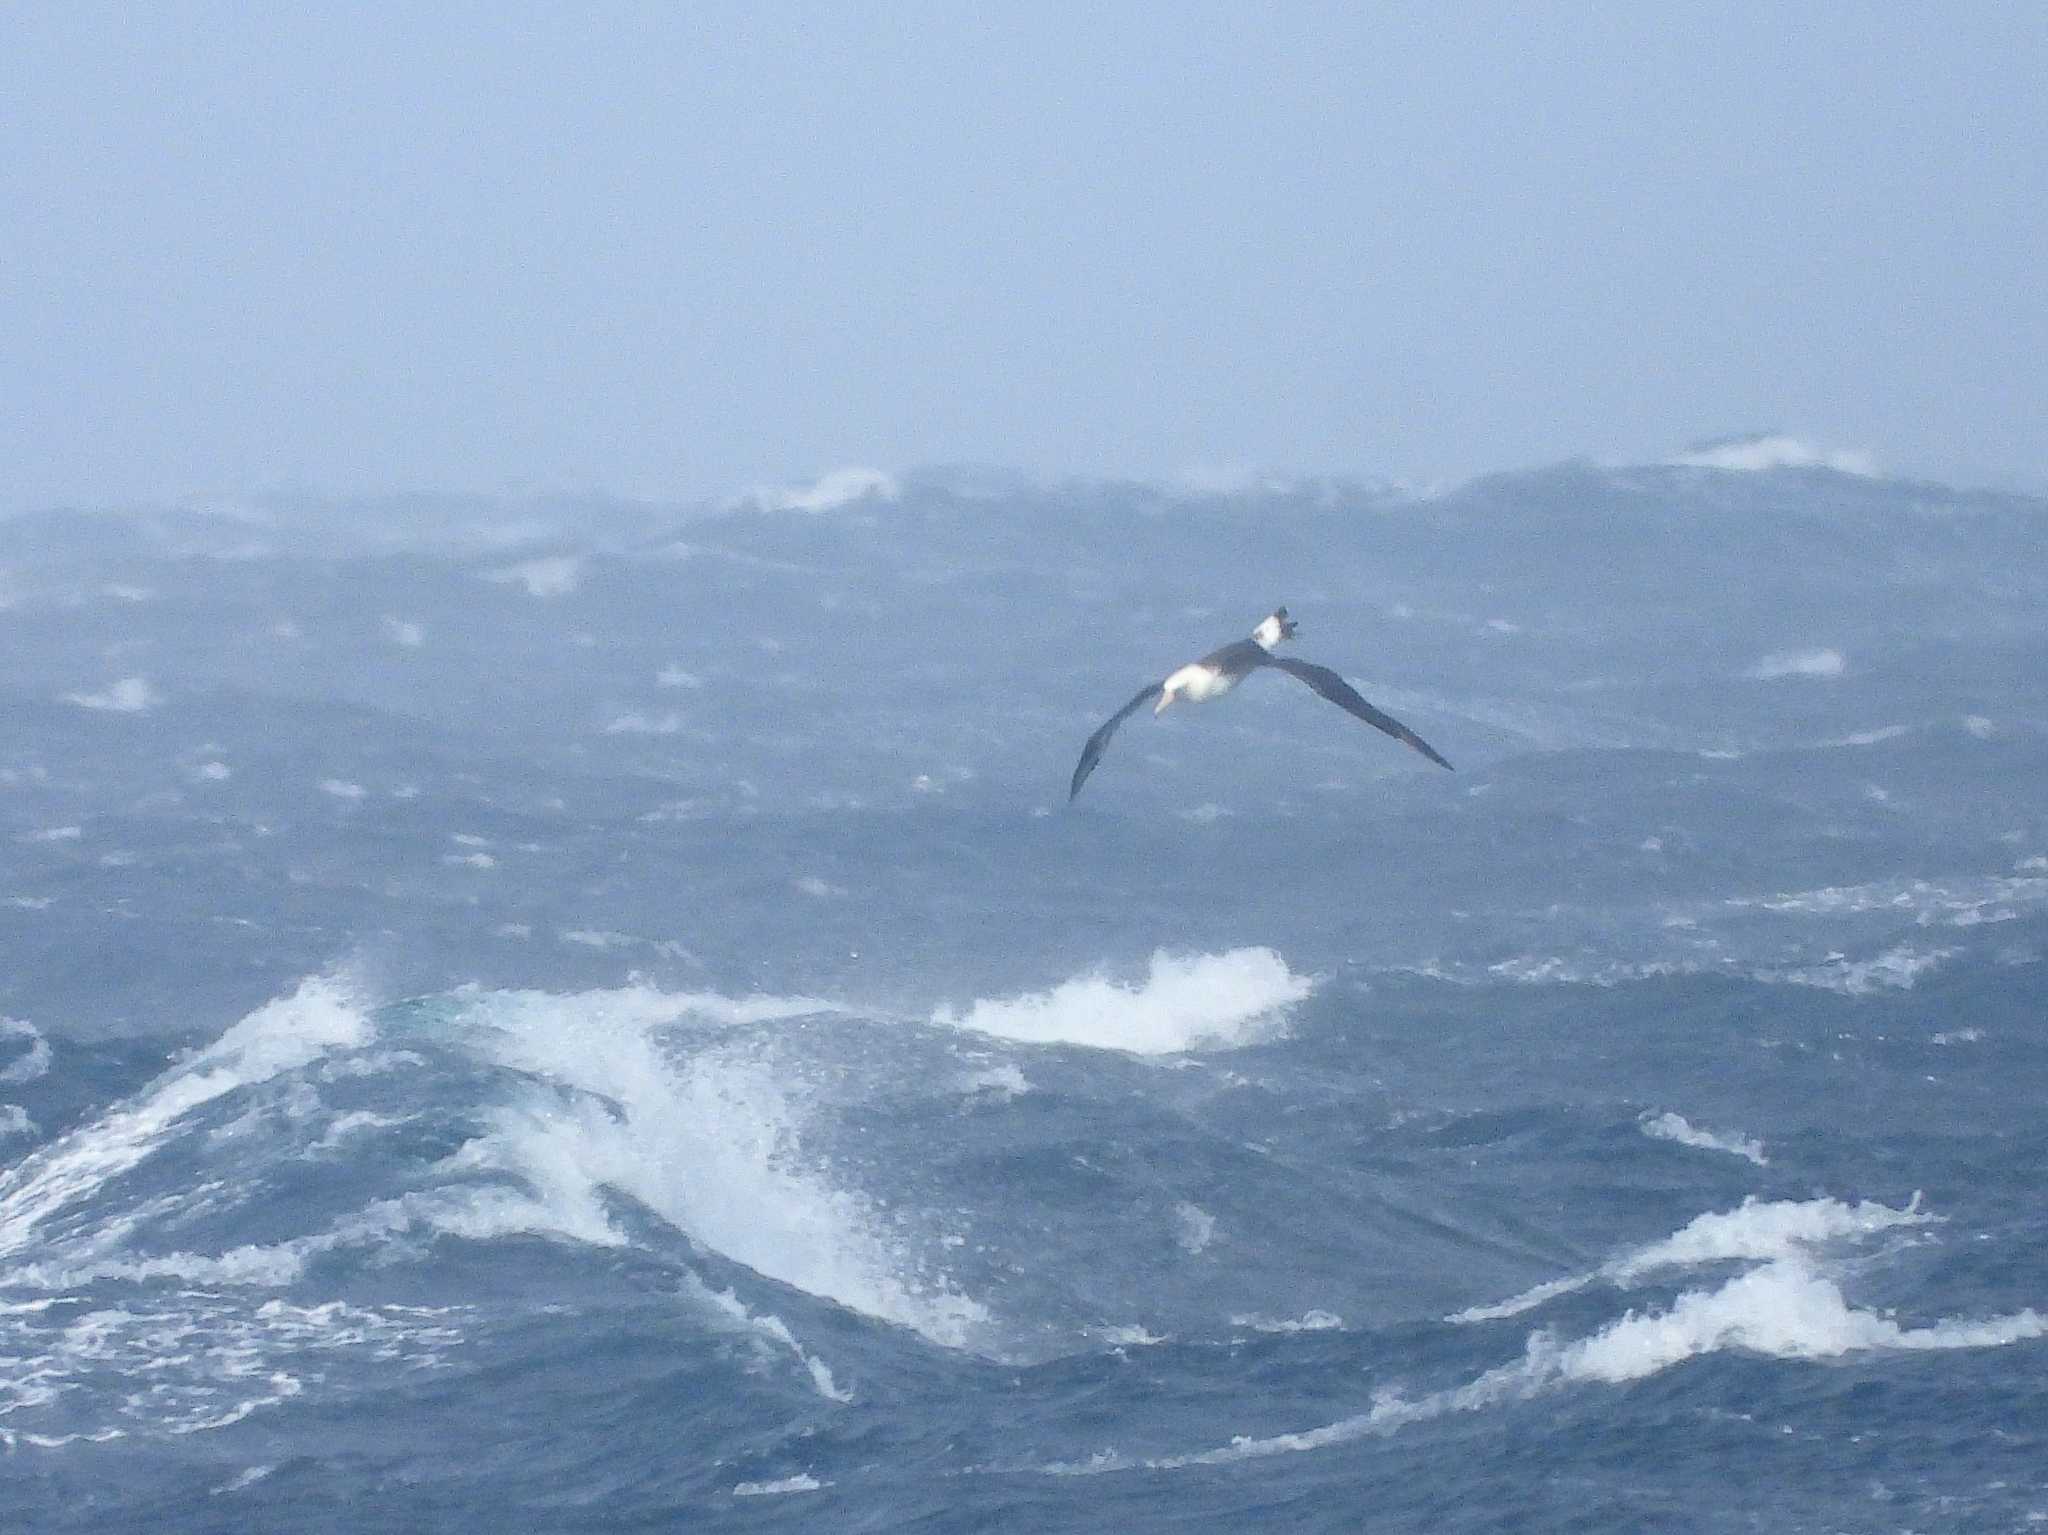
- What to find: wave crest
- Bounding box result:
[932,948,1313,1055]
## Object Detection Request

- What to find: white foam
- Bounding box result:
[1454,1196,1929,1325]
[0,1018,51,1085]
[3,1240,312,1290]
[16,825,82,843]
[62,676,162,713]
[1175,1272,2039,1470]
[1638,1111,1768,1166]
[686,1275,852,1402]
[1448,1273,1596,1325]
[603,711,685,736]
[933,948,1312,1055]
[733,1474,826,1497]
[1730,874,2048,926]
[1766,944,1954,995]
[1824,724,1912,747]
[483,555,582,598]
[1232,1310,1344,1334]
[957,1062,1031,1100]
[444,986,987,1349]
[0,1293,461,1444]
[1609,1196,1930,1282]
[559,927,633,949]
[1749,647,1846,680]
[749,466,898,513]
[1174,1202,1218,1255]
[1671,435,1878,476]
[211,1466,276,1495]
[1129,1197,2035,1473]
[0,974,371,1257]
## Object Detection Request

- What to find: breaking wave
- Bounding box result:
[443,983,989,1349]
[931,948,1313,1054]
[1066,1195,2038,1474]
[0,974,372,1259]
[0,975,988,1385]
[1638,1111,1768,1166]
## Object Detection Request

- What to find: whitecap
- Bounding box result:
[62,676,162,713]
[1174,1202,1217,1255]
[1126,1197,2034,1473]
[1763,944,1954,995]
[685,1275,852,1402]
[1748,648,1846,680]
[16,825,83,844]
[733,1473,827,1497]
[747,466,898,514]
[1638,1111,1768,1166]
[932,948,1312,1055]
[1231,1310,1344,1334]
[0,973,373,1257]
[602,711,685,736]
[483,555,582,598]
[957,1062,1031,1100]
[439,985,988,1350]
[1671,435,1877,475]
[1453,1195,1928,1324]
[0,1018,52,1085]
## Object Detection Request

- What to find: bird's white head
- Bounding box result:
[1251,607,1299,651]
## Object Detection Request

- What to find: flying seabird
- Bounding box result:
[1068,607,1454,800]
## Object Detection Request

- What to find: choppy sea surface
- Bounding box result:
[3,460,2045,1530]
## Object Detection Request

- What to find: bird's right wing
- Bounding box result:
[1070,683,1164,800]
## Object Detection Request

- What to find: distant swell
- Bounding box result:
[931,948,1313,1054]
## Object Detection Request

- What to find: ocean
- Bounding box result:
[2,458,2044,1530]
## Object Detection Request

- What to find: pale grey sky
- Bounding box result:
[5,3,2044,510]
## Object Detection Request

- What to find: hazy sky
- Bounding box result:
[6,3,2044,510]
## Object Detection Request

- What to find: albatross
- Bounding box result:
[1068,607,1454,800]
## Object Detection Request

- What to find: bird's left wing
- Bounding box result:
[1263,657,1454,770]
[1070,682,1165,800]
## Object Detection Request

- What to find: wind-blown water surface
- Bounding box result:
[3,456,2044,1529]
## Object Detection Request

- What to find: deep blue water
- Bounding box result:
[3,463,2045,1529]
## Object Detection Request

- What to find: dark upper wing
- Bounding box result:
[1195,637,1270,673]
[1263,657,1454,771]
[1070,682,1164,800]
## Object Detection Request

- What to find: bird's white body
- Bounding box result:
[1155,610,1291,712]
[1158,661,1238,709]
